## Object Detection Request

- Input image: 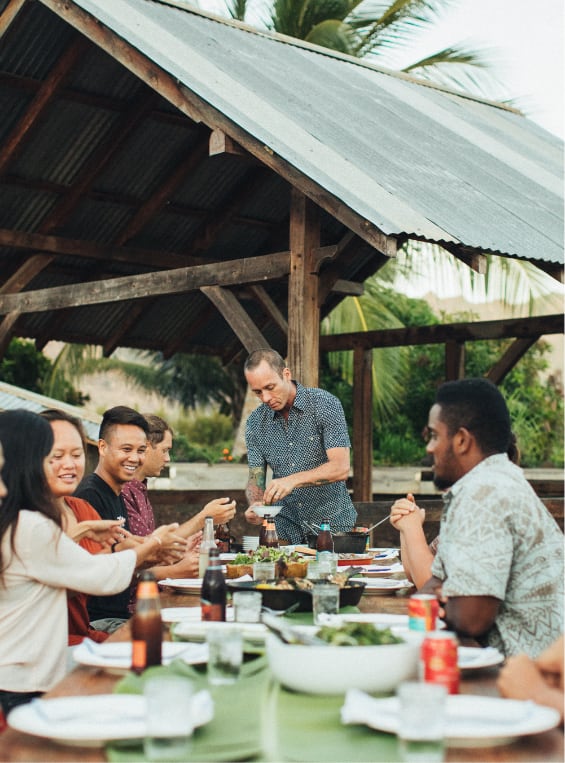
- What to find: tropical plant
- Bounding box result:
[221,0,491,92]
[0,338,88,406]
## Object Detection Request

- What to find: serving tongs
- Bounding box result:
[261,613,327,646]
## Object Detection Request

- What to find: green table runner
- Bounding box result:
[107,608,401,762]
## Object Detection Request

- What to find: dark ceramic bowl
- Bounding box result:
[226,579,366,612]
[306,531,369,554]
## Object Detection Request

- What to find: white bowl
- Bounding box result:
[265,633,418,695]
[252,504,282,518]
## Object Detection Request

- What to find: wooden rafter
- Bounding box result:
[189,167,272,254]
[486,337,539,384]
[320,314,564,351]
[114,133,210,246]
[0,228,200,269]
[0,37,85,176]
[200,285,269,353]
[0,0,27,39]
[248,285,288,336]
[0,251,292,315]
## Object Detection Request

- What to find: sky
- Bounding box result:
[197,0,564,138]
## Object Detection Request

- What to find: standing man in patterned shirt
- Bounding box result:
[420,378,563,657]
[243,349,357,544]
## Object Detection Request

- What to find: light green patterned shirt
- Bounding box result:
[431,454,564,657]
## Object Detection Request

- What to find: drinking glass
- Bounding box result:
[233,590,262,623]
[206,626,243,685]
[143,676,194,762]
[396,681,447,762]
[253,561,275,581]
[312,582,340,624]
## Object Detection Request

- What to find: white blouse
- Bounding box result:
[0,510,136,692]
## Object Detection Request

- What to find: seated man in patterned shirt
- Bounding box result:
[420,378,563,658]
[121,413,236,583]
[243,348,357,544]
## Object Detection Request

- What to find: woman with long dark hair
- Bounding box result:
[0,410,163,717]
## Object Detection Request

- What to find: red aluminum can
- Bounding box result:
[420,631,460,694]
[408,593,439,632]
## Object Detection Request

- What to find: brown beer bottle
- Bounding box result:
[131,570,162,674]
[201,548,227,621]
[263,517,279,548]
[259,516,269,547]
[316,518,334,558]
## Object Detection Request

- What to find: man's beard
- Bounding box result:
[433,473,454,491]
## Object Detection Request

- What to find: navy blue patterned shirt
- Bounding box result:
[245,382,357,543]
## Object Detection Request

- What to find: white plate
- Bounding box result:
[8,691,214,747]
[250,504,282,518]
[354,563,405,576]
[173,618,267,644]
[458,646,505,670]
[352,577,413,595]
[158,578,202,594]
[161,607,202,623]
[341,691,560,746]
[73,639,209,671]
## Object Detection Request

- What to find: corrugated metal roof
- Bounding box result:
[70,0,563,264]
[0,380,101,442]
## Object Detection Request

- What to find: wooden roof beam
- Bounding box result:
[0,227,200,269]
[43,0,205,123]
[0,36,85,176]
[247,285,288,336]
[114,132,210,246]
[320,313,564,352]
[0,0,27,39]
[200,286,270,353]
[189,167,272,254]
[39,91,158,232]
[486,337,539,385]
[0,251,291,315]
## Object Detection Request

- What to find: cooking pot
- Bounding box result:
[306,531,368,554]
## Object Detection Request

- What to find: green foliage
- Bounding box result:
[182,411,234,447]
[0,339,88,406]
[169,434,218,464]
[322,293,564,468]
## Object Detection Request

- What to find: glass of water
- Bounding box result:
[206,626,243,685]
[396,681,447,762]
[312,582,340,624]
[143,676,194,762]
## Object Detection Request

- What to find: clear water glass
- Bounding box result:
[396,681,447,762]
[143,676,194,762]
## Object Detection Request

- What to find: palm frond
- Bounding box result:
[225,0,248,20]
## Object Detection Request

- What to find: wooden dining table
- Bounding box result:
[0,584,562,763]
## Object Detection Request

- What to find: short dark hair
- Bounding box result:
[435,378,511,456]
[142,414,173,447]
[99,406,149,442]
[0,410,60,582]
[40,408,87,453]
[244,349,286,376]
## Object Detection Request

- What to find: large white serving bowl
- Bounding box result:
[252,504,282,518]
[265,633,419,695]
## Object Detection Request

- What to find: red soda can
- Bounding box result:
[408,593,439,632]
[420,631,460,694]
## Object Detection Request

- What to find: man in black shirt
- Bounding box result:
[75,406,186,631]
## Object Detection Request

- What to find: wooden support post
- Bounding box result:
[288,189,320,386]
[445,339,465,380]
[352,347,373,501]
